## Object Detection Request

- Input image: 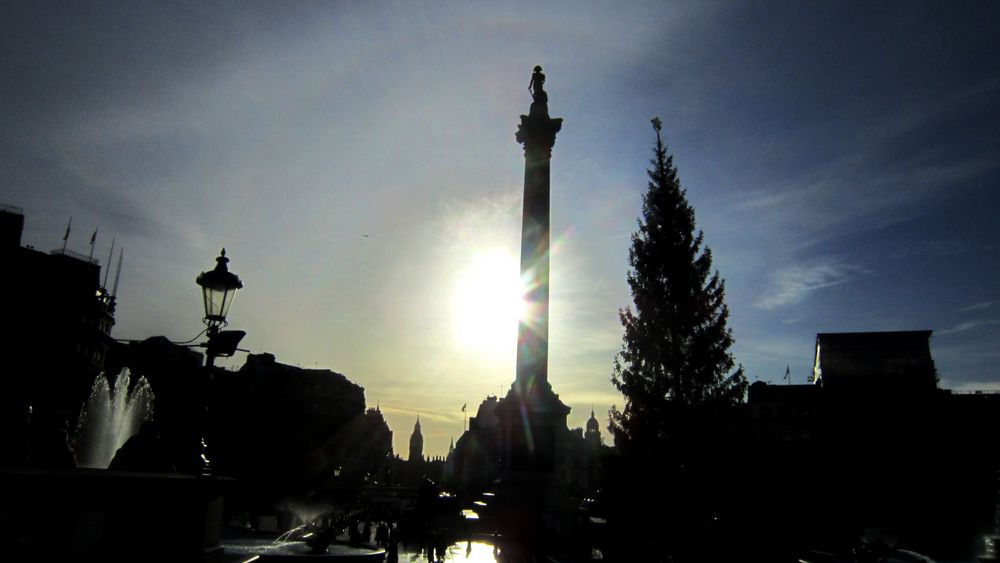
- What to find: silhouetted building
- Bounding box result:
[408,416,424,463]
[390,416,429,486]
[814,330,937,394]
[746,330,1000,557]
[346,405,394,486]
[444,437,455,484]
[748,381,821,448]
[212,352,381,501]
[558,422,611,498]
[0,205,118,464]
[452,396,503,494]
[0,203,24,247]
[573,409,609,495]
[450,395,609,499]
[584,409,601,449]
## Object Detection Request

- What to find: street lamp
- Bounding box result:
[196,248,245,368]
[195,248,245,475]
[197,248,243,333]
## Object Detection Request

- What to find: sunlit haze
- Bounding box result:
[452,250,527,355]
[3,2,999,457]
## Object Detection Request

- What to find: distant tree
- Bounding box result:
[606,118,747,561]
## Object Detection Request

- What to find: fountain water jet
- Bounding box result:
[73,367,155,468]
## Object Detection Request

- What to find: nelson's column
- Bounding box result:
[496,66,571,525]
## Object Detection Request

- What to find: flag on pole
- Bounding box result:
[461,403,466,412]
[63,217,72,241]
[784,365,790,383]
[88,228,98,260]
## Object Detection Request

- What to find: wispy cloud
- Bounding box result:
[958,301,997,313]
[720,79,1000,255]
[378,404,459,425]
[936,319,1000,336]
[756,258,864,310]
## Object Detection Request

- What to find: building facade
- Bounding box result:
[746,330,1000,556]
[0,205,117,464]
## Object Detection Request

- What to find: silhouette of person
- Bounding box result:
[375,521,389,547]
[387,524,399,563]
[529,65,547,103]
[348,519,362,544]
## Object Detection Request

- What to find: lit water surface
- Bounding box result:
[401,540,498,563]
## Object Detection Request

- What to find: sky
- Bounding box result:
[3,1,1000,457]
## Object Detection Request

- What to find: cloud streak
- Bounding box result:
[958,301,997,313]
[756,258,864,310]
[936,319,1000,336]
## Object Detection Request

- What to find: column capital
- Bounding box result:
[516,112,563,158]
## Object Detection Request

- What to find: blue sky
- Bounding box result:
[3,1,999,456]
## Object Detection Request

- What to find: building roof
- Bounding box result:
[813,331,936,391]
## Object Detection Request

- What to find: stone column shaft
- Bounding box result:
[514,108,562,395]
[516,146,552,393]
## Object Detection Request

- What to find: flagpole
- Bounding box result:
[103,238,116,288]
[62,216,72,252]
[88,228,98,261]
[112,248,123,298]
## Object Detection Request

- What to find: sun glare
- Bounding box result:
[452,250,526,354]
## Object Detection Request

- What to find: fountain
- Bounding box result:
[73,367,155,468]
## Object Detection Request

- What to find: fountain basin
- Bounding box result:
[223,539,384,561]
[0,467,230,562]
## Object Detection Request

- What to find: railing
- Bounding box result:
[49,248,99,265]
[950,390,1000,395]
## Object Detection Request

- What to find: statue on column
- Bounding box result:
[517,65,562,151]
[527,65,550,118]
[528,65,547,103]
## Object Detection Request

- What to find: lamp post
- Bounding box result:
[196,248,244,368]
[195,248,244,475]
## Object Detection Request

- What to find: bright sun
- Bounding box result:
[452,250,526,354]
